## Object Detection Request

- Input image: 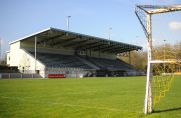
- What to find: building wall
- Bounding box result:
[84,49,116,59]
[7,41,46,77]
[6,52,10,65]
[91,51,116,59]
[21,41,75,55]
[9,41,21,66]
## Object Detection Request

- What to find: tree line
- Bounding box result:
[119,42,181,72]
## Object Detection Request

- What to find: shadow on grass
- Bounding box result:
[153,107,181,113]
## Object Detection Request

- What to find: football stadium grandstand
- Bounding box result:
[6,27,142,78]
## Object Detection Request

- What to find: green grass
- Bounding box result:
[0,76,180,118]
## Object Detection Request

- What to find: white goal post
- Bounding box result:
[135,4,181,114]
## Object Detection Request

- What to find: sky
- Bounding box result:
[0,0,181,58]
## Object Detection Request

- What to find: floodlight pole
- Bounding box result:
[129,51,131,64]
[67,16,71,31]
[144,14,153,114]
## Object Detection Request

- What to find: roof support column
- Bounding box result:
[34,36,37,74]
[129,51,131,64]
[89,49,91,56]
[99,47,101,57]
[86,49,88,57]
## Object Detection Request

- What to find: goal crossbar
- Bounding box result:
[150,59,180,64]
[137,5,181,14]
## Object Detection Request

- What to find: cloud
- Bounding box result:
[169,21,181,30]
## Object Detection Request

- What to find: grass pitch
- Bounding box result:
[0,76,180,118]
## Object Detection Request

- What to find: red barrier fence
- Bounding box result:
[48,74,66,78]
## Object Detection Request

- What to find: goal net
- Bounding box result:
[152,48,178,106]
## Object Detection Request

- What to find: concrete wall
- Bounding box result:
[6,52,10,65]
[7,41,46,77]
[21,41,75,55]
[77,49,116,59]
[9,41,21,66]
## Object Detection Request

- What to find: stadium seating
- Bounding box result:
[28,51,137,77]
[84,56,135,71]
[29,52,93,69]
